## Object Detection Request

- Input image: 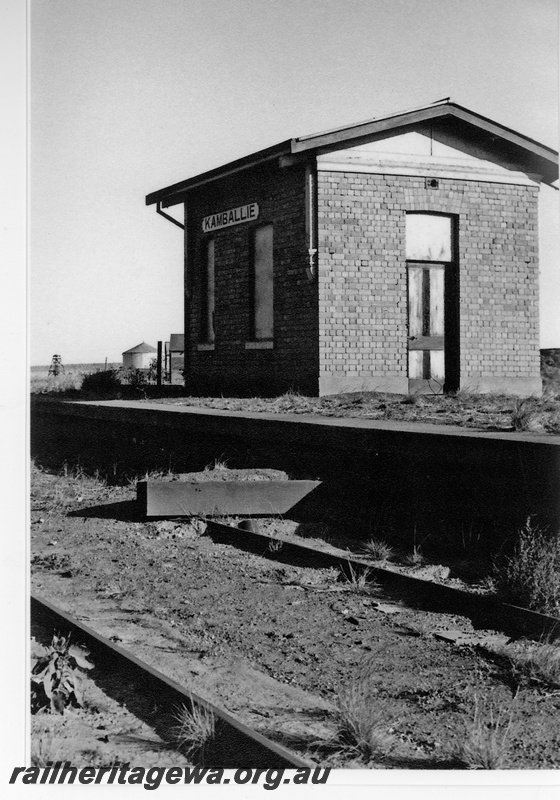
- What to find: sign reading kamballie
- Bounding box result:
[202,203,259,233]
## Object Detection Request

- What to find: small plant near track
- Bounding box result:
[340,563,379,595]
[405,618,436,639]
[267,536,284,554]
[361,538,395,562]
[171,702,216,761]
[404,544,425,567]
[31,634,94,714]
[453,695,514,769]
[493,518,560,615]
[333,669,396,762]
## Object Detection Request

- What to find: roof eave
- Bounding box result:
[145,139,294,207]
[146,103,558,205]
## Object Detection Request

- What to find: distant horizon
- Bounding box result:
[30,0,559,364]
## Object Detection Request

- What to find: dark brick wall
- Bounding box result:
[185,163,319,396]
[317,172,541,395]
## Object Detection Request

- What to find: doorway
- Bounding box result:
[406,213,458,394]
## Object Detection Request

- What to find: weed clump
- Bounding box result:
[493,519,560,615]
[81,369,122,396]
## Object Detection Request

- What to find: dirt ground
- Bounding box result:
[30,463,560,769]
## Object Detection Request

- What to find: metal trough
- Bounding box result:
[137,479,321,519]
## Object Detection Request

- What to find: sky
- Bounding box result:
[29,0,559,365]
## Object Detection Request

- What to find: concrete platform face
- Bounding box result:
[31,398,560,550]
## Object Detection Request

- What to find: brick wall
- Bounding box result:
[185,163,319,396]
[317,171,541,395]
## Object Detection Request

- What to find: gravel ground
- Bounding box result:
[30,464,560,769]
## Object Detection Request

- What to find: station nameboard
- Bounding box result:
[202,203,259,233]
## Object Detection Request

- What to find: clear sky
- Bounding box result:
[30,0,559,365]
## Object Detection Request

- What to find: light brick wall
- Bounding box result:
[318,171,541,395]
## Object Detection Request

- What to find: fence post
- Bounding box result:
[157,341,162,387]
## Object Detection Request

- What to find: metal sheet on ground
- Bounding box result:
[137,480,321,518]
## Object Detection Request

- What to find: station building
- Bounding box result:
[146,101,558,397]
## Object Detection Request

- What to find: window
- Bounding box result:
[253,224,273,340]
[202,239,215,343]
[406,214,452,262]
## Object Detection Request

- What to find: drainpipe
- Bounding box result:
[305,163,318,281]
[156,201,185,230]
[183,203,191,386]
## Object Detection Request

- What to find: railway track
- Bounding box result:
[31,593,311,769]
[205,518,560,644]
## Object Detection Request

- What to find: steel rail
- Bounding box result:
[31,593,311,769]
[205,519,560,643]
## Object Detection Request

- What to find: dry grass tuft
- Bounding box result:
[171,702,216,761]
[454,696,514,769]
[31,733,67,767]
[341,563,379,595]
[267,537,284,554]
[511,396,560,433]
[404,545,425,567]
[361,538,395,562]
[333,668,396,762]
[405,618,436,639]
[498,640,560,689]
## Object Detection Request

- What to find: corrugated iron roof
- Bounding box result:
[122,342,157,355]
[146,100,559,208]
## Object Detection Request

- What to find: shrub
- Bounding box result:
[123,368,148,388]
[493,518,560,614]
[81,369,122,395]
